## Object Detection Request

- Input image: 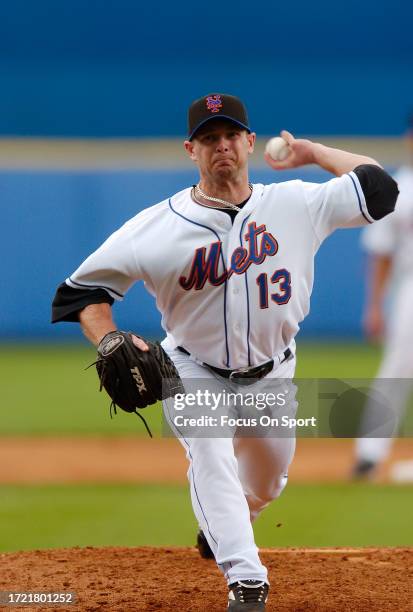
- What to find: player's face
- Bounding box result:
[184,120,256,182]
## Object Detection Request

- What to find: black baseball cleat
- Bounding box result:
[196,530,215,559]
[351,459,377,480]
[227,580,269,610]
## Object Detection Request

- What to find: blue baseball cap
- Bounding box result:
[188,93,250,140]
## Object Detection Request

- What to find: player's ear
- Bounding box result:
[247,132,256,154]
[184,140,198,162]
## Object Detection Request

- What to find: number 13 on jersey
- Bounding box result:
[256,269,292,308]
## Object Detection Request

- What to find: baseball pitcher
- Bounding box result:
[52,94,398,611]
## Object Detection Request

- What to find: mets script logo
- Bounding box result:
[206,95,223,113]
[179,222,278,290]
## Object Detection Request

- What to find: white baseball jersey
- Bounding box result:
[362,165,413,279]
[67,173,371,368]
[356,166,413,466]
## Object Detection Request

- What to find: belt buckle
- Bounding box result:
[229,367,252,382]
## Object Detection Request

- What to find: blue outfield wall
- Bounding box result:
[1,167,373,341]
[0,1,412,136]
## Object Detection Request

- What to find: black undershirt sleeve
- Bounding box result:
[52,171,395,324]
[51,282,114,323]
[353,164,399,221]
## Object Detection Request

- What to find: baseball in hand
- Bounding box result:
[265,136,290,161]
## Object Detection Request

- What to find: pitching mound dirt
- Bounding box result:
[0,546,411,611]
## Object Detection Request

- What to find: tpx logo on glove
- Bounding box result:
[130,366,147,393]
[100,333,125,356]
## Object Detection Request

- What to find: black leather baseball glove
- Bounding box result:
[95,331,183,435]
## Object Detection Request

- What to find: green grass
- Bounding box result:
[0,482,412,553]
[0,484,195,552]
[1,342,411,554]
[0,344,162,435]
[255,483,413,548]
[295,341,381,377]
[0,341,383,436]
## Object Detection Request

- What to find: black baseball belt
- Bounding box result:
[176,346,292,385]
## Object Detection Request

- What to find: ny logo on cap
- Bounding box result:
[206,95,222,113]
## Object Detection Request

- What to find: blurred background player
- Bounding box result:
[352,113,413,479]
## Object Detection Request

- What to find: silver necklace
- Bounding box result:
[194,183,253,212]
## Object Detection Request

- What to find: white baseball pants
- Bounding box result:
[356,277,413,464]
[162,346,296,585]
